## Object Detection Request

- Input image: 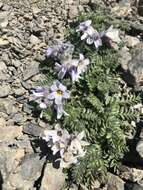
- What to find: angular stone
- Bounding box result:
[0,117,6,127]
[0,62,7,71]
[0,11,8,28]
[119,43,143,90]
[107,173,124,190]
[40,163,65,190]
[30,34,40,45]
[21,153,44,180]
[0,125,23,142]
[136,140,143,159]
[0,38,9,46]
[0,98,18,115]
[124,35,140,48]
[138,0,143,16]
[0,147,25,180]
[120,165,143,183]
[0,84,10,98]
[23,123,44,137]
[23,61,39,81]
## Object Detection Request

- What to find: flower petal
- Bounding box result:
[50,82,58,92]
[51,144,59,155]
[58,67,67,79]
[77,131,85,140]
[46,47,54,57]
[39,102,47,109]
[70,69,79,82]
[79,53,84,61]
[48,92,56,100]
[63,91,70,99]
[86,37,94,45]
[59,83,67,92]
[55,62,61,72]
[81,32,88,40]
[55,95,63,105]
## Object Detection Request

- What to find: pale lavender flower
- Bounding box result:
[43,128,89,168]
[31,87,49,109]
[46,42,74,61]
[48,81,70,105]
[69,131,89,157]
[77,20,102,49]
[60,131,90,168]
[55,58,78,80]
[76,20,92,32]
[43,126,70,156]
[55,104,69,119]
[46,47,56,57]
[55,54,90,82]
[76,54,90,76]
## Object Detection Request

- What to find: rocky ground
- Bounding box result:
[0,0,143,190]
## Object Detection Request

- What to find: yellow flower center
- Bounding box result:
[56,90,63,96]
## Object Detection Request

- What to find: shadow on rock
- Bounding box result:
[123,120,143,166]
[32,138,60,169]
[0,171,3,190]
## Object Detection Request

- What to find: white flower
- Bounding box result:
[43,127,70,156]
[31,87,49,109]
[46,42,74,61]
[76,20,92,32]
[77,20,102,49]
[55,104,69,119]
[48,81,70,105]
[77,54,90,76]
[69,131,90,157]
[55,54,90,82]
[42,128,89,168]
[55,58,79,80]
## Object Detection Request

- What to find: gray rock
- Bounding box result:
[80,0,90,4]
[0,84,10,98]
[11,60,22,68]
[0,98,18,115]
[23,123,44,136]
[23,61,40,81]
[119,47,132,71]
[0,72,10,81]
[119,44,143,90]
[124,35,140,48]
[30,35,40,45]
[21,81,32,90]
[40,163,65,190]
[125,183,143,190]
[138,0,143,16]
[13,87,26,96]
[107,173,124,190]
[0,11,8,28]
[0,62,7,72]
[0,38,9,46]
[12,113,25,125]
[68,5,79,19]
[0,125,23,142]
[21,153,44,180]
[23,103,32,114]
[136,140,143,159]
[0,147,25,181]
[120,165,143,183]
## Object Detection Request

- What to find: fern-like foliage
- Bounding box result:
[40,9,141,189]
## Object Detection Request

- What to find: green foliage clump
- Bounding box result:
[40,10,140,189]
